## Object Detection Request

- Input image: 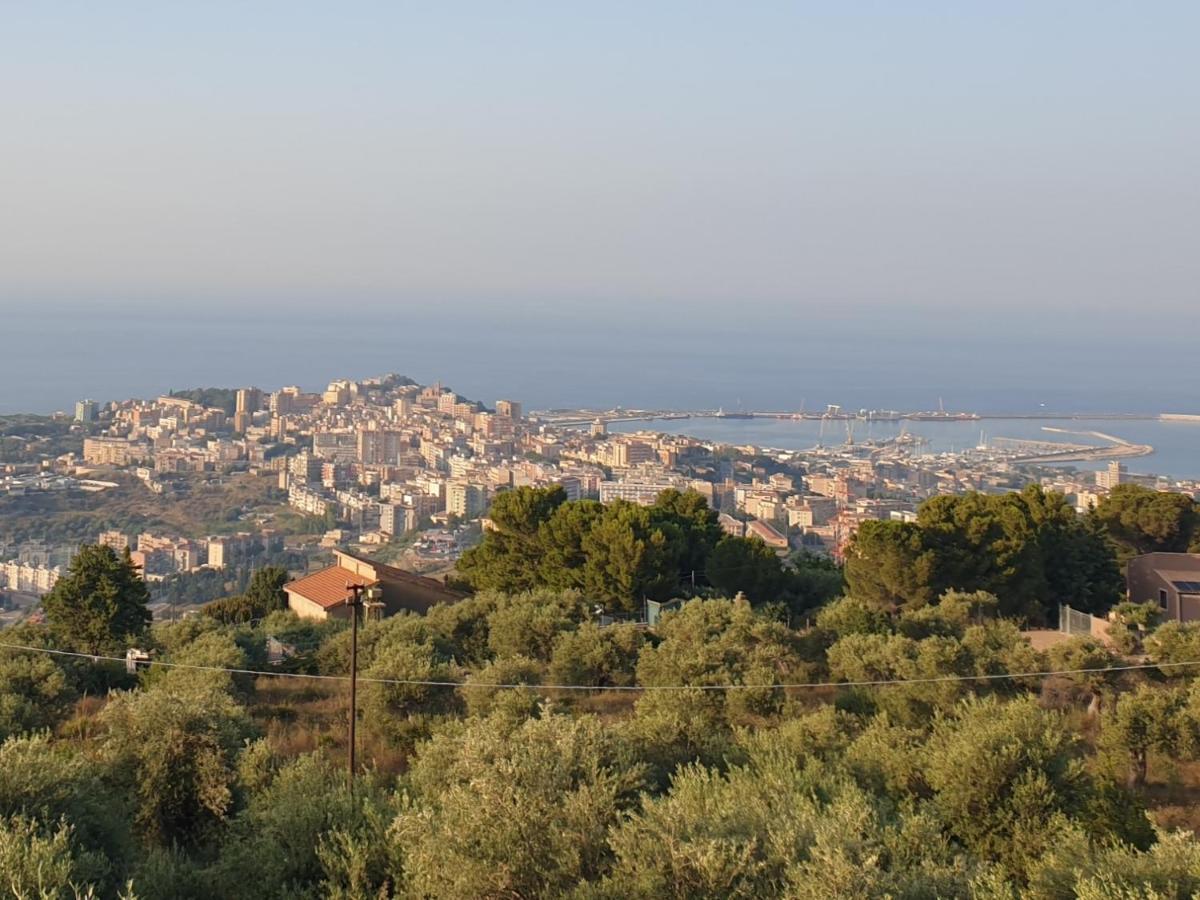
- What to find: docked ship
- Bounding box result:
[907,398,980,421]
[907,410,981,421]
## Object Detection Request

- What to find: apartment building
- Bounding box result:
[446,482,487,518]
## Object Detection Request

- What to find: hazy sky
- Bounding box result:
[2,2,1197,318]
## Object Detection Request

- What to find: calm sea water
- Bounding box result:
[2,304,1197,475]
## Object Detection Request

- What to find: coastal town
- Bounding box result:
[2,374,1196,619]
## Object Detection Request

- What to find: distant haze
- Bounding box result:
[1,2,1198,321]
[2,5,1197,420]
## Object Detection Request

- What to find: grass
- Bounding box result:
[1144,757,1200,831]
[248,675,411,775]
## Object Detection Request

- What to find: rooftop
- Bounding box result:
[283,565,360,610]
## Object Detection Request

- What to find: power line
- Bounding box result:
[1,640,1198,692]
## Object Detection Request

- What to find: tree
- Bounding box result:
[1023,485,1122,615]
[460,656,543,719]
[361,638,460,744]
[581,501,682,612]
[1105,684,1200,788]
[915,487,1119,622]
[827,632,971,723]
[244,566,289,612]
[42,544,152,655]
[457,486,567,592]
[485,589,586,661]
[392,712,640,898]
[815,595,893,638]
[548,621,644,687]
[101,682,254,846]
[1028,826,1200,899]
[707,535,786,605]
[202,565,290,625]
[649,489,722,578]
[459,489,730,610]
[1145,622,1200,678]
[922,697,1100,880]
[0,816,94,900]
[210,752,391,899]
[843,520,935,610]
[1045,636,1119,718]
[600,749,978,899]
[918,492,1048,619]
[1092,484,1199,561]
[0,647,75,740]
[786,550,844,613]
[536,499,606,591]
[0,733,131,889]
[635,598,812,721]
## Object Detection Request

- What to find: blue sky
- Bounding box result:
[1,2,1197,319]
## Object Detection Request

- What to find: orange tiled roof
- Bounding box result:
[284,565,364,610]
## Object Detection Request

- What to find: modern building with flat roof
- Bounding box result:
[1127,553,1200,623]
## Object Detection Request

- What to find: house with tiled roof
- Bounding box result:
[284,549,468,621]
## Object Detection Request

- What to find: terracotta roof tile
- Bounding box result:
[284,566,363,610]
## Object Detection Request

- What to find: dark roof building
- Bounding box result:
[1126,552,1200,624]
[284,549,467,621]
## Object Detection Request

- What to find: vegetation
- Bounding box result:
[201,567,290,624]
[844,485,1121,623]
[458,486,838,617]
[167,388,240,416]
[42,544,151,656]
[2,483,1200,896]
[1092,484,1200,563]
[0,414,84,464]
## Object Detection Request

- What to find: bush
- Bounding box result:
[393,712,642,898]
[0,650,75,740]
[1145,622,1200,678]
[460,656,543,719]
[548,622,644,687]
[101,682,255,847]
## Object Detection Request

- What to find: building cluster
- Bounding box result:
[54,376,1200,570]
[567,428,1196,561]
[97,529,281,579]
[77,392,277,491]
[272,378,600,543]
[0,540,74,595]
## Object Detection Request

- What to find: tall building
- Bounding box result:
[1096,461,1127,491]
[607,440,654,468]
[236,387,264,414]
[233,387,263,432]
[380,503,419,536]
[74,399,97,423]
[496,399,522,420]
[357,428,406,465]
[446,482,487,518]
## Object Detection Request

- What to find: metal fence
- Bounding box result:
[1059,603,1095,636]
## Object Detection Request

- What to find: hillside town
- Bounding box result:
[3,374,1197,618]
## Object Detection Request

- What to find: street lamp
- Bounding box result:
[345,582,384,782]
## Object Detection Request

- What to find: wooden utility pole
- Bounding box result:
[344,582,382,782]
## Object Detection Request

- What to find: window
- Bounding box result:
[1159,588,1169,609]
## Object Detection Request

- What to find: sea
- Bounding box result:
[2,303,1198,478]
